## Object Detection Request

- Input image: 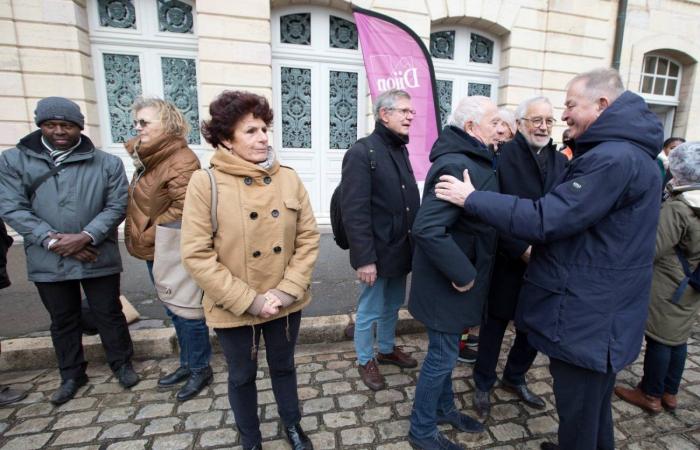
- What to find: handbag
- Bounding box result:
[152,168,218,319]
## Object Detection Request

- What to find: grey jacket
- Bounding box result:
[0,130,128,282]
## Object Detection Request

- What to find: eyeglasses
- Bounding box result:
[132,119,151,128]
[522,117,556,127]
[387,107,417,116]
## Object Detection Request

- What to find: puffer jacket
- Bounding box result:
[124,134,200,260]
[646,186,700,346]
[181,148,320,329]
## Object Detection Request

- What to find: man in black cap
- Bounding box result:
[0,96,139,405]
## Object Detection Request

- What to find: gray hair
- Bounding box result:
[515,96,552,120]
[447,96,492,128]
[567,68,625,103]
[668,141,700,185]
[373,89,411,121]
[498,108,516,136]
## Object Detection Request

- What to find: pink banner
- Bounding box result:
[353,7,440,182]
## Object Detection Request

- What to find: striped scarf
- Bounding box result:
[41,136,82,165]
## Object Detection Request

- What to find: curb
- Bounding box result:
[0,310,425,371]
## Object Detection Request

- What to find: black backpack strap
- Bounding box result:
[672,246,694,304]
[26,164,69,198]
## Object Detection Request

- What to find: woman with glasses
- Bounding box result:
[123,97,213,401]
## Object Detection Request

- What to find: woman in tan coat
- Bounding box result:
[181,91,319,450]
[124,98,212,401]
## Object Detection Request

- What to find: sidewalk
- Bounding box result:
[1,326,699,449]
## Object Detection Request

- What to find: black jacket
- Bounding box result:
[408,126,499,333]
[488,132,568,320]
[340,122,420,278]
[0,218,12,289]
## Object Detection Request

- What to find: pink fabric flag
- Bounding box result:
[353,6,440,181]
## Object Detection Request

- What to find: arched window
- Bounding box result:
[272,7,367,222]
[639,54,682,138]
[87,0,200,161]
[430,27,500,127]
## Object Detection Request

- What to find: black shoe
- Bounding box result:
[501,379,545,409]
[176,366,213,402]
[540,443,559,450]
[115,363,140,389]
[457,347,477,364]
[50,374,88,405]
[158,367,191,387]
[284,423,313,450]
[436,410,484,433]
[0,385,27,406]
[408,431,464,450]
[473,389,490,418]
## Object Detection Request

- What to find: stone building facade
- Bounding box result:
[2,0,699,222]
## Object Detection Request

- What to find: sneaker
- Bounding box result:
[465,334,479,349]
[457,346,477,364]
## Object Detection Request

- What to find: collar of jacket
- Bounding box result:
[209,146,280,178]
[125,134,189,170]
[17,129,95,162]
[429,125,492,164]
[373,121,409,148]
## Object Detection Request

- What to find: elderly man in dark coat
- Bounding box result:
[407,95,508,450]
[435,68,663,450]
[472,96,568,417]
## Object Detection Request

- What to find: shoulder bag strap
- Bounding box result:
[203,168,218,237]
[26,164,69,199]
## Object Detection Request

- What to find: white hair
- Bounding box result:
[567,68,625,103]
[373,89,411,121]
[668,141,700,185]
[498,108,516,136]
[515,96,552,120]
[447,96,492,128]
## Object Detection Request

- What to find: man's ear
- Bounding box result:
[597,97,610,112]
[378,107,390,125]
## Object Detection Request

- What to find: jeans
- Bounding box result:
[550,358,616,450]
[147,261,211,372]
[35,274,133,380]
[354,275,406,364]
[641,335,687,397]
[409,328,460,439]
[215,312,302,449]
[473,315,538,391]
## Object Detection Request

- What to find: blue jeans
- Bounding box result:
[354,275,406,365]
[641,335,687,397]
[410,328,460,439]
[147,260,211,372]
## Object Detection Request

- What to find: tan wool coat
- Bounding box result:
[124,134,200,260]
[181,148,320,328]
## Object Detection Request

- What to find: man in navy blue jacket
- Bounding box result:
[435,68,663,450]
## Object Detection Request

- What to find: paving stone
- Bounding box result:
[315,370,343,382]
[455,431,495,448]
[341,426,376,445]
[137,391,172,402]
[213,395,230,410]
[385,374,413,387]
[326,360,352,370]
[151,433,193,450]
[303,397,334,414]
[135,403,174,420]
[177,397,213,414]
[260,420,278,438]
[323,411,357,428]
[142,417,180,435]
[322,381,352,395]
[362,406,392,422]
[297,363,323,373]
[4,417,53,435]
[300,415,318,431]
[52,426,101,446]
[490,403,521,421]
[309,431,336,449]
[0,432,53,449]
[97,406,136,423]
[99,422,141,439]
[258,390,276,404]
[377,443,413,450]
[378,419,410,439]
[199,428,239,447]
[99,392,135,407]
[297,373,312,385]
[298,386,319,400]
[14,402,54,418]
[375,389,404,404]
[337,393,369,408]
[52,410,100,430]
[490,422,529,442]
[527,415,558,435]
[185,411,223,430]
[56,397,96,412]
[89,383,124,395]
[395,401,412,417]
[130,379,158,391]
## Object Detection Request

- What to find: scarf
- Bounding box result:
[42,136,82,165]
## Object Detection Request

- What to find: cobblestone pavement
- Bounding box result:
[1,328,699,450]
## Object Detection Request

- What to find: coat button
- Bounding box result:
[273,246,282,254]
[252,250,261,257]
[402,184,406,189]
[250,212,258,219]
[406,207,410,212]
[244,177,253,185]
[271,209,279,218]
[264,176,272,184]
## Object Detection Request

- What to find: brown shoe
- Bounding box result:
[614,385,662,414]
[662,392,677,411]
[377,346,418,368]
[358,359,386,391]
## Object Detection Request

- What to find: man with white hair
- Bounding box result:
[472,96,568,418]
[407,96,507,450]
[434,68,664,450]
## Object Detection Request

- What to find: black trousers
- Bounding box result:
[550,357,616,450]
[215,311,302,449]
[473,314,538,391]
[35,274,133,380]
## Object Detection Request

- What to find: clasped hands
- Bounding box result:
[47,232,99,262]
[259,291,284,318]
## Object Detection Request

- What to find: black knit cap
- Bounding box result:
[34,97,85,129]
